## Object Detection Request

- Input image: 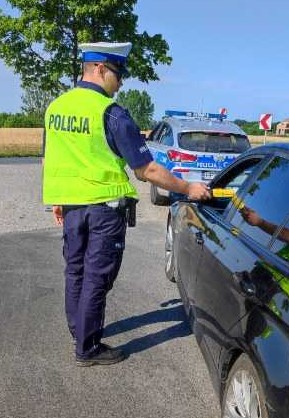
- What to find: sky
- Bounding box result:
[0,0,289,122]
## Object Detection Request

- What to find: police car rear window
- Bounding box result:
[178,132,250,153]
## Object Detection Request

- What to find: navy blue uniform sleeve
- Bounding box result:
[104,104,153,169]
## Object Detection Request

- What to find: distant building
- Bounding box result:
[276,119,289,135]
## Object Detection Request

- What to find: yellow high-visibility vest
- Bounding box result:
[43,87,137,204]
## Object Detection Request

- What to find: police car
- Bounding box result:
[146,110,251,205]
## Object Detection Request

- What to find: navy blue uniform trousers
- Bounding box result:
[63,204,126,359]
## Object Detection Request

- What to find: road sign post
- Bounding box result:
[259,114,272,144]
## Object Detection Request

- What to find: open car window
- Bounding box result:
[202,157,263,215]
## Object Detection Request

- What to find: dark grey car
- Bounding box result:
[165,143,289,417]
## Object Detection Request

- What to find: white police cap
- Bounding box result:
[79,42,132,67]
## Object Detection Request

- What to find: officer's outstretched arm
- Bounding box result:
[134,161,211,201]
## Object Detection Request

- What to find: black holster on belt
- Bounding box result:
[118,197,139,227]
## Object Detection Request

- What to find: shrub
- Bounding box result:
[0,112,44,127]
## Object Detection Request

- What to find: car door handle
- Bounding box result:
[232,271,257,298]
[195,231,204,245]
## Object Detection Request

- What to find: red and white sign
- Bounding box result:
[219,107,227,116]
[259,113,272,130]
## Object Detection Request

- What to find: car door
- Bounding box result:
[176,203,205,303]
[178,155,264,308]
[193,154,289,369]
[176,202,215,305]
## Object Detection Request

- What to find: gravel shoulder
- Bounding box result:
[0,158,168,234]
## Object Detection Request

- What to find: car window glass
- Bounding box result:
[270,219,289,264]
[178,132,250,153]
[159,125,174,146]
[223,165,255,193]
[202,158,262,214]
[231,157,289,247]
[149,123,163,142]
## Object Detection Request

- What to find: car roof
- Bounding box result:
[242,142,289,156]
[164,116,247,136]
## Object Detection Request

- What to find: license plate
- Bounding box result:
[202,171,215,180]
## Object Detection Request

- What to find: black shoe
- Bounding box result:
[76,343,126,367]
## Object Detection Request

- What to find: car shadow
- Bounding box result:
[104,298,192,355]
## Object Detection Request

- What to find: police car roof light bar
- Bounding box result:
[165,110,227,120]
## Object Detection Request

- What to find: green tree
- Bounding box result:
[234,119,279,136]
[0,112,10,127]
[21,82,59,116]
[0,0,172,92]
[116,89,154,130]
[234,120,264,135]
[0,112,43,127]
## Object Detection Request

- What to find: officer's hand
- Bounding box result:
[53,205,64,226]
[188,182,211,201]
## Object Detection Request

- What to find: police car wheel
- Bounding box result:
[221,354,268,418]
[165,217,176,282]
[150,184,170,206]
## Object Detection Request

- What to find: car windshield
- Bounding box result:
[178,132,250,153]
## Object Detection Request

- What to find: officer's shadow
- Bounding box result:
[104,298,192,355]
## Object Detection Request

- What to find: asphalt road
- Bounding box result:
[0,158,221,418]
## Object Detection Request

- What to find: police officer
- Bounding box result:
[43,41,211,367]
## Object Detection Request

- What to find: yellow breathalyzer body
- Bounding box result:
[211,188,235,198]
[211,188,245,210]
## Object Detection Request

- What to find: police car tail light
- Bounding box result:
[167,150,197,162]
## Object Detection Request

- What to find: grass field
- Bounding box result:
[0,128,288,157]
[0,128,43,157]
[248,135,289,144]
